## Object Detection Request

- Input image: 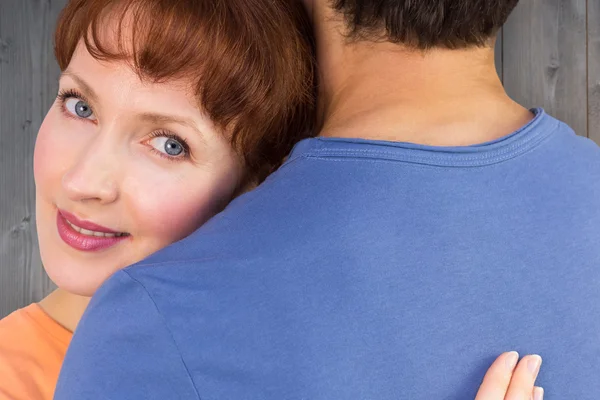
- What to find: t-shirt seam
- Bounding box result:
[299,131,555,169]
[285,118,560,168]
[271,152,312,173]
[120,270,203,400]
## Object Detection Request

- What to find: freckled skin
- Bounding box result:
[34,42,244,297]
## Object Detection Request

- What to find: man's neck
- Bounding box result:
[313,11,532,145]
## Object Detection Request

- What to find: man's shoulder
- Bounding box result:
[547,120,600,185]
[550,117,600,156]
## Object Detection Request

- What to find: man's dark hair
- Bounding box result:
[331,0,520,49]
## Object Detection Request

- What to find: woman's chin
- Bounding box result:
[42,256,115,298]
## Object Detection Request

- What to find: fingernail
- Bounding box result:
[528,355,542,376]
[505,351,519,370]
[533,386,544,400]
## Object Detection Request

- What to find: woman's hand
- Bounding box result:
[476,352,543,400]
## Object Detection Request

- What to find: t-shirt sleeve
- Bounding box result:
[54,270,200,400]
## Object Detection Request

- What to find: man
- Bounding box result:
[56,0,600,398]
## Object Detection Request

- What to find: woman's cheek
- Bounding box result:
[125,172,219,245]
[34,111,64,191]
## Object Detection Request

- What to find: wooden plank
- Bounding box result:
[503,0,588,137]
[0,0,64,318]
[589,0,600,144]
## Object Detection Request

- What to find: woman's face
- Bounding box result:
[34,43,244,296]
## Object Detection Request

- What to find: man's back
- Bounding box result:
[56,110,600,399]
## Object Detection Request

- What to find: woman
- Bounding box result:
[0,0,542,399]
[0,0,313,398]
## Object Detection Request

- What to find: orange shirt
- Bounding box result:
[0,304,72,400]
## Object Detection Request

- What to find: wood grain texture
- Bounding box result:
[589,0,600,144]
[0,0,65,318]
[503,0,588,136]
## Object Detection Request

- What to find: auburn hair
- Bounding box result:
[54,0,316,182]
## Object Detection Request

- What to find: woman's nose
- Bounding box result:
[61,142,119,205]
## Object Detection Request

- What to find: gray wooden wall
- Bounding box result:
[498,0,599,142]
[1,0,66,318]
[0,0,599,318]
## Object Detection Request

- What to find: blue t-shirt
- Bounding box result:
[55,109,600,399]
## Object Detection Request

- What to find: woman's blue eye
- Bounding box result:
[65,98,96,120]
[149,136,185,157]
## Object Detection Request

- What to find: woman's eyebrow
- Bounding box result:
[60,70,99,104]
[140,112,205,139]
[59,71,206,138]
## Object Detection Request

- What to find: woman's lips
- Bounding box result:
[58,210,121,233]
[56,210,130,252]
